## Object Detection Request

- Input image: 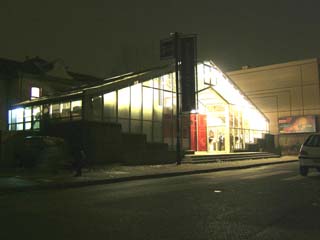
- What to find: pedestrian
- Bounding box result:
[74,147,86,177]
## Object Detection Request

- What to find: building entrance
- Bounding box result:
[207,126,227,153]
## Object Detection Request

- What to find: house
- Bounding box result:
[0,56,102,131]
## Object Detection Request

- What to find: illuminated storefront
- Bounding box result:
[8,61,269,153]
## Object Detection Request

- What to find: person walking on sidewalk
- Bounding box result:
[73,147,87,177]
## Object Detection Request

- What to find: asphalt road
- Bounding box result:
[1,162,320,240]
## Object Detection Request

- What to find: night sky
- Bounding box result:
[1,0,320,77]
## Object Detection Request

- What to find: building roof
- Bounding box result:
[0,58,21,77]
[227,58,318,75]
[11,64,174,107]
[0,56,102,83]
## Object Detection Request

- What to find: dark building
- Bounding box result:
[0,56,102,131]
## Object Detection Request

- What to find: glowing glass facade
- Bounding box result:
[8,61,269,153]
[193,62,269,152]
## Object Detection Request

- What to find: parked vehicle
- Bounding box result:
[298,133,320,176]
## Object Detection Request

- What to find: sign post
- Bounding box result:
[160,32,197,165]
[173,32,181,165]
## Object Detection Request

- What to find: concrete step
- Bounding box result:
[183,152,281,164]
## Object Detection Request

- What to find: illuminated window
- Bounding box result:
[143,87,153,121]
[31,87,41,99]
[71,100,82,119]
[32,106,41,130]
[103,92,116,121]
[118,88,130,119]
[50,104,60,118]
[60,102,71,119]
[130,84,142,120]
[10,108,24,131]
[24,107,32,130]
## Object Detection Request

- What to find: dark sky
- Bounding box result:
[1,0,320,77]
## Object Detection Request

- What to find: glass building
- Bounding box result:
[8,61,269,153]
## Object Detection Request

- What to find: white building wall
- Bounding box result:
[227,58,320,150]
[228,59,320,133]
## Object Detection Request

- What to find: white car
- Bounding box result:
[298,133,320,176]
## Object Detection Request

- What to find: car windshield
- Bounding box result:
[304,135,320,147]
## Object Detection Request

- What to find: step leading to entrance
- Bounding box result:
[183,152,281,164]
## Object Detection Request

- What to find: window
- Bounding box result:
[50,104,60,118]
[32,106,41,130]
[31,87,41,99]
[305,135,320,147]
[103,92,116,121]
[130,84,142,120]
[71,100,82,119]
[118,88,130,119]
[60,102,71,119]
[24,107,32,130]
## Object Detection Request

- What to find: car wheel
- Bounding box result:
[300,166,309,176]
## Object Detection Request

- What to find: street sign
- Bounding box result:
[180,35,196,112]
[160,38,174,60]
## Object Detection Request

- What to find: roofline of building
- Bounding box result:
[209,60,269,123]
[10,60,269,124]
[10,64,174,108]
[227,58,318,75]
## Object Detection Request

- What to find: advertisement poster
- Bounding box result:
[278,116,316,134]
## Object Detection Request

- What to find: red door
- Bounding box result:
[198,114,207,151]
[190,114,207,151]
[190,114,197,150]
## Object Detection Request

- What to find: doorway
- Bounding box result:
[207,126,227,153]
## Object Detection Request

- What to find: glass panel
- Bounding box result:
[163,74,172,91]
[17,123,23,131]
[50,104,60,119]
[143,87,153,121]
[118,87,130,119]
[153,88,163,122]
[130,84,142,120]
[130,119,142,134]
[25,122,32,130]
[16,108,24,123]
[32,106,41,121]
[153,121,162,142]
[8,110,12,124]
[11,109,17,124]
[71,100,82,119]
[103,91,116,121]
[31,87,40,99]
[33,121,40,130]
[91,96,103,121]
[142,79,153,87]
[163,114,173,148]
[60,102,71,119]
[142,121,152,142]
[171,73,176,93]
[154,77,162,90]
[118,119,129,133]
[163,91,173,112]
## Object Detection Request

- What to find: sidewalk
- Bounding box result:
[0,156,298,193]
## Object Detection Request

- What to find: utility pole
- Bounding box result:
[173,32,181,165]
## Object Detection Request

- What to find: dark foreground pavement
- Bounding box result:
[0,156,297,193]
[1,161,319,240]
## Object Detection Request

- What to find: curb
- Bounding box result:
[0,159,297,194]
